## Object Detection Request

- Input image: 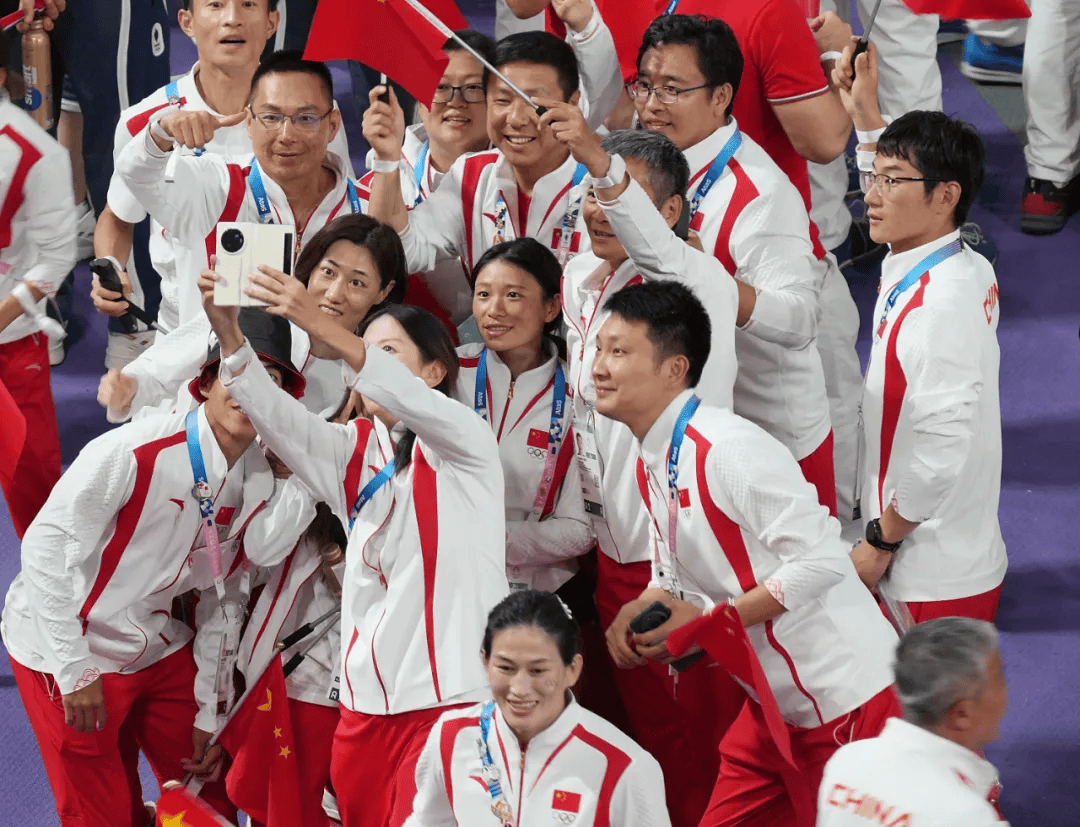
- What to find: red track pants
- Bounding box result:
[10,646,236,827]
[907,583,1004,623]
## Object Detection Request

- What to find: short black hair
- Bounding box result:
[602,281,711,387]
[473,238,562,337]
[601,129,689,203]
[637,14,743,118]
[444,29,496,68]
[482,589,581,667]
[182,0,279,10]
[249,50,334,110]
[489,32,579,101]
[877,111,986,226]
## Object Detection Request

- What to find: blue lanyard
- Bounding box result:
[877,238,963,334]
[412,141,429,207]
[491,163,587,259]
[664,0,680,13]
[477,701,513,824]
[473,348,567,436]
[348,459,395,530]
[248,157,362,225]
[165,80,204,157]
[667,394,700,498]
[689,129,741,218]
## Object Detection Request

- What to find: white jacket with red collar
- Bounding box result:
[561,176,739,564]
[1,406,312,703]
[220,339,509,715]
[455,343,593,592]
[817,717,1004,826]
[860,231,1007,602]
[635,390,896,729]
[0,93,77,345]
[683,118,831,460]
[115,127,359,325]
[405,696,671,827]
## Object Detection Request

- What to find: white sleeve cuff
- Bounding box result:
[219,339,255,383]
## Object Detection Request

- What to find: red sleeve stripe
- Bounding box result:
[711,159,759,276]
[412,446,443,702]
[461,153,499,267]
[125,100,176,137]
[439,715,480,808]
[569,725,632,827]
[79,431,187,628]
[342,418,377,510]
[540,425,577,519]
[0,126,43,248]
[203,164,251,264]
[878,274,930,513]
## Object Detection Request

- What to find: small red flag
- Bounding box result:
[547,1,665,83]
[304,0,469,106]
[552,789,582,812]
[156,785,233,826]
[527,427,549,449]
[218,659,304,827]
[899,0,1030,19]
[0,377,26,481]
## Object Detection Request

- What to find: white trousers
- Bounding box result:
[814,254,864,535]
[857,0,942,117]
[1023,0,1080,186]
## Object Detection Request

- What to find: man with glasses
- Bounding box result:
[630,15,838,520]
[113,50,356,334]
[836,44,1007,624]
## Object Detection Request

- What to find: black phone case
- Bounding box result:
[628,601,706,673]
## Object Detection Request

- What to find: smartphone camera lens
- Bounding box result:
[221,228,246,254]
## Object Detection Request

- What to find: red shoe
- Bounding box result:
[1021,176,1077,235]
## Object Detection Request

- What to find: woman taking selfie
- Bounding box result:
[404,589,671,826]
[455,238,593,594]
[198,266,509,827]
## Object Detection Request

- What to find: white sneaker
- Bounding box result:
[74,201,95,262]
[105,330,156,371]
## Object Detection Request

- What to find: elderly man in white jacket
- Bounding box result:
[818,617,1008,826]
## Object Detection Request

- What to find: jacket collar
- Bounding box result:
[881,229,962,292]
[683,116,741,180]
[640,388,696,475]
[881,718,1000,798]
[491,692,584,769]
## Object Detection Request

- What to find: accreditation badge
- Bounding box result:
[573,416,604,521]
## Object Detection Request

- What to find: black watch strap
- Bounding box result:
[866,518,902,553]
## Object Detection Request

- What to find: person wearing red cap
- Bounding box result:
[1,309,310,827]
[596,281,899,827]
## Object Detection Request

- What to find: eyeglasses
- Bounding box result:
[249,107,333,132]
[432,84,485,104]
[860,171,946,196]
[626,79,710,105]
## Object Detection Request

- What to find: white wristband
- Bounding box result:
[150,117,176,145]
[856,126,887,144]
[820,51,843,62]
[369,158,399,174]
[12,283,66,341]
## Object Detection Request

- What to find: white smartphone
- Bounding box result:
[214,222,295,306]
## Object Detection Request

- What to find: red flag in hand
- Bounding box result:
[304,0,469,106]
[156,785,233,827]
[899,0,1030,19]
[217,659,304,827]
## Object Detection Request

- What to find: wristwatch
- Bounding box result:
[865,518,902,553]
[589,153,626,190]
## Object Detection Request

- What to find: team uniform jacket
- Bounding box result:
[817,718,1005,826]
[0,407,312,725]
[107,63,354,328]
[112,313,345,423]
[115,126,358,325]
[636,391,896,728]
[405,696,671,827]
[685,118,831,461]
[220,340,509,715]
[455,343,593,592]
[561,176,739,564]
[861,231,1007,602]
[0,93,77,344]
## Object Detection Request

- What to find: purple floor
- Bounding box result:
[2,4,1079,825]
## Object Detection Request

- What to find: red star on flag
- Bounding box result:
[552,790,581,813]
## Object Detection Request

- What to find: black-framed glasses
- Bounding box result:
[626,79,710,105]
[249,107,333,132]
[860,171,945,196]
[432,83,485,104]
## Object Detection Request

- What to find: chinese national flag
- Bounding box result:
[552,789,582,813]
[156,785,233,826]
[546,1,666,83]
[217,659,303,827]
[304,0,469,106]
[0,377,26,481]
[899,0,1030,18]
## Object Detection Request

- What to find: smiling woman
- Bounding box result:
[402,590,672,827]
